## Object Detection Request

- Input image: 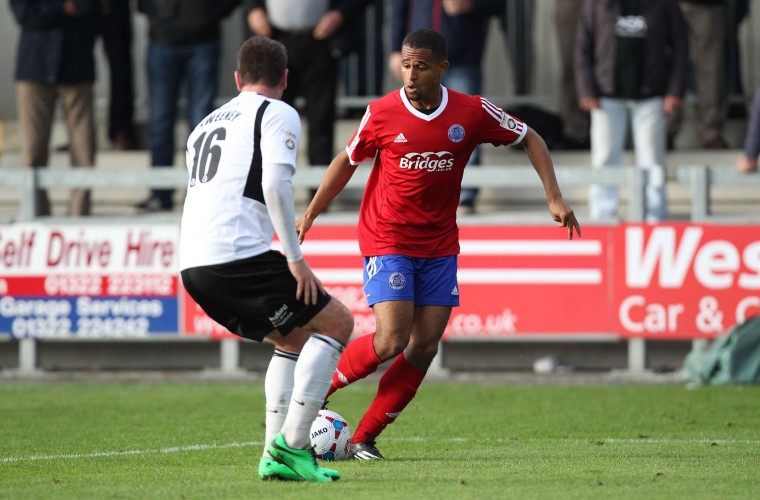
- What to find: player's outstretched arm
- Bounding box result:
[297,150,358,243]
[521,127,582,240]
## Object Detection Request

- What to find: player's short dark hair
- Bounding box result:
[237,36,287,87]
[401,28,448,62]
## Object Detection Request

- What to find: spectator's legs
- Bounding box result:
[16,81,55,216]
[554,0,590,147]
[682,2,727,147]
[298,38,337,166]
[589,98,628,220]
[147,42,182,209]
[631,97,668,222]
[101,0,135,147]
[59,82,96,216]
[186,40,220,130]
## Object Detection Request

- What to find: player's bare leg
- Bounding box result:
[326,300,414,399]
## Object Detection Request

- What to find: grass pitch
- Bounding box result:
[1,378,759,499]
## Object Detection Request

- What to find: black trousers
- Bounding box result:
[101,0,135,142]
[273,29,338,167]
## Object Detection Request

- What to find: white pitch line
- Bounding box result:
[3,436,758,464]
[0,440,261,464]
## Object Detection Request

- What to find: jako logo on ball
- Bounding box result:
[310,409,353,461]
[399,152,454,172]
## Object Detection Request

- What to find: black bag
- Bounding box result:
[504,104,564,150]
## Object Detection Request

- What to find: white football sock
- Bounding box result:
[264,349,297,456]
[280,334,344,449]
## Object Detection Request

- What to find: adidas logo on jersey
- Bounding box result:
[394,133,408,143]
[451,286,459,296]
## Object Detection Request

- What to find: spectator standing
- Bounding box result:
[136,0,241,212]
[554,0,589,149]
[669,0,729,149]
[244,0,370,174]
[737,85,760,173]
[11,0,100,217]
[100,0,137,150]
[389,0,504,214]
[575,0,689,222]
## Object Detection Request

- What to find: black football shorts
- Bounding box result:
[181,250,331,342]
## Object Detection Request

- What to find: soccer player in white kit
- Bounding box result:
[179,36,353,482]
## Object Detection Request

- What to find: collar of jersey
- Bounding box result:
[399,85,448,121]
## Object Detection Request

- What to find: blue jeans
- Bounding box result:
[590,97,668,222]
[444,65,482,206]
[147,40,220,207]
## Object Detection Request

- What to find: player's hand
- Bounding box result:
[296,215,313,245]
[247,8,272,37]
[549,198,582,240]
[313,10,343,40]
[288,259,325,305]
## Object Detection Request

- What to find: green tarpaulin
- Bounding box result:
[681,315,760,385]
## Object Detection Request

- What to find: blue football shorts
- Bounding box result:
[362,254,460,307]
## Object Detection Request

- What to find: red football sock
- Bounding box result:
[326,332,382,399]
[352,354,427,444]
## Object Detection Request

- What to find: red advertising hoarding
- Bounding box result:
[614,224,760,339]
[182,225,614,339]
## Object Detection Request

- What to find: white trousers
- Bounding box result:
[590,97,668,222]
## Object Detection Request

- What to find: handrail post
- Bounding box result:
[18,169,37,222]
[628,168,647,222]
[691,165,710,221]
[19,338,39,374]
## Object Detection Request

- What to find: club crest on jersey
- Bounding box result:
[399,151,454,172]
[448,124,465,143]
[389,272,407,290]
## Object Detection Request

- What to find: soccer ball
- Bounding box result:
[310,409,352,461]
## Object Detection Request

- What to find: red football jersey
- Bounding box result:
[346,87,527,257]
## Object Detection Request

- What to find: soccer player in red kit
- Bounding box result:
[297,28,581,460]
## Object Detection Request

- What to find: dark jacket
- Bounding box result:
[390,0,504,65]
[574,0,689,100]
[11,0,99,84]
[138,0,241,45]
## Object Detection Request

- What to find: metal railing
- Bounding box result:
[677,165,760,222]
[0,165,648,222]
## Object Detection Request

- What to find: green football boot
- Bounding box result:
[258,455,341,481]
[258,456,301,481]
[267,433,341,482]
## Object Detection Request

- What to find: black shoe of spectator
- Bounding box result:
[135,196,173,213]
